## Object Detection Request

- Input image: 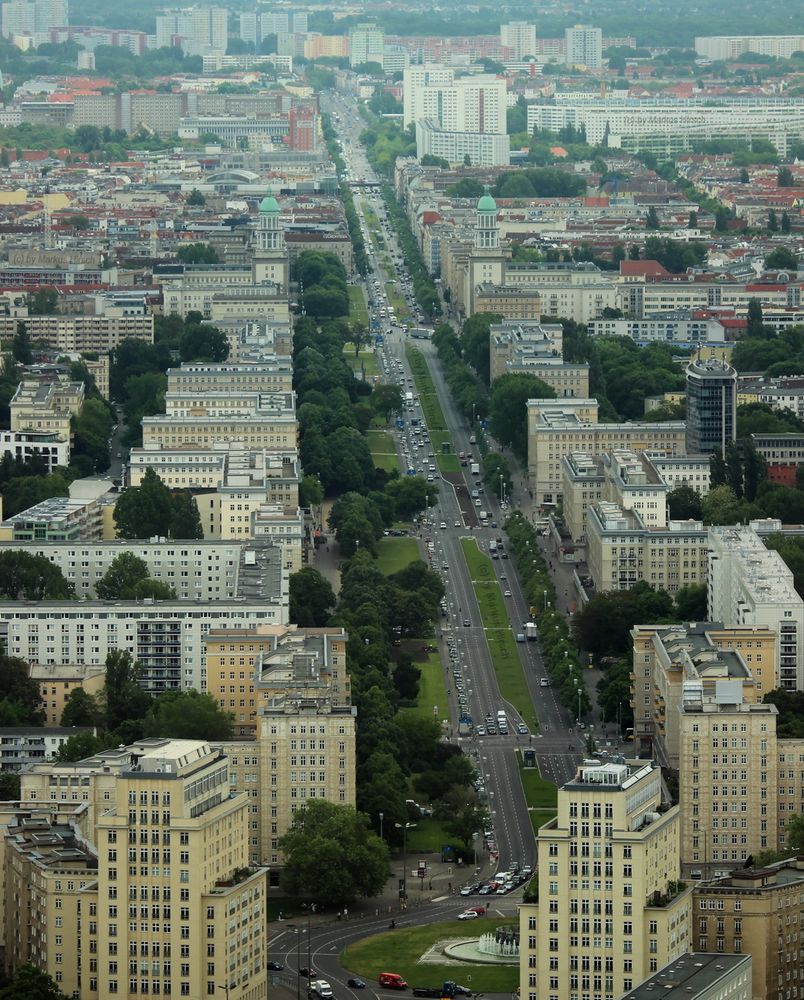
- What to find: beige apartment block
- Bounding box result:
[519,760,691,1000]
[205,624,351,736]
[586,502,707,594]
[562,453,604,542]
[10,379,84,441]
[13,740,268,1000]
[692,857,804,1000]
[526,397,685,505]
[489,319,564,379]
[30,663,106,727]
[165,360,293,395]
[630,623,777,763]
[563,449,669,543]
[678,697,778,878]
[141,409,297,451]
[474,283,543,320]
[129,443,300,503]
[775,738,804,852]
[0,314,154,352]
[214,704,357,866]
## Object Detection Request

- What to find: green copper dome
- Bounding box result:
[259,195,280,214]
[477,192,497,212]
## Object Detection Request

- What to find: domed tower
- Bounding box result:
[253,192,288,293]
[464,186,509,316]
[475,187,499,250]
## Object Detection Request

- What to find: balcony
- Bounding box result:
[646,881,687,909]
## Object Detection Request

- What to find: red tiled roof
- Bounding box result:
[620,260,671,277]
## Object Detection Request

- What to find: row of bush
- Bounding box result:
[505,511,592,717]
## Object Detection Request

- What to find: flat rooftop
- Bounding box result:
[620,953,750,1000]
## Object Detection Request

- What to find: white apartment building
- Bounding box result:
[349,22,384,67]
[0,429,69,471]
[0,313,154,352]
[1,0,66,41]
[708,524,804,691]
[587,314,727,346]
[757,384,804,420]
[564,24,603,68]
[141,393,297,451]
[0,538,279,600]
[155,6,227,55]
[500,21,537,60]
[0,726,95,771]
[519,759,691,1000]
[694,35,804,60]
[643,453,711,495]
[403,65,455,126]
[403,71,507,135]
[0,586,287,694]
[415,119,510,166]
[527,97,804,156]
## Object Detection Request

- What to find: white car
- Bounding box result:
[440,522,447,529]
[458,910,480,920]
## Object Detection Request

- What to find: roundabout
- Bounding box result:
[340,918,520,993]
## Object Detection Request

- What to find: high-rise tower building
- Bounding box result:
[519,759,692,1000]
[685,356,737,455]
[564,24,603,68]
[501,21,537,60]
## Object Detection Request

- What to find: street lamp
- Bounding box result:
[215,985,233,1000]
[379,812,384,840]
[395,821,417,905]
[576,684,582,724]
[543,589,548,611]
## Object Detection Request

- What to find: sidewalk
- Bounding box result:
[271,850,495,928]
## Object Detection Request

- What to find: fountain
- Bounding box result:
[443,926,520,965]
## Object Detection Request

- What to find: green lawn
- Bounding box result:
[518,752,557,811]
[530,810,557,835]
[341,919,520,993]
[460,538,538,732]
[402,817,454,853]
[348,285,369,327]
[368,429,400,473]
[343,345,378,378]
[385,281,411,322]
[376,536,419,575]
[437,453,460,474]
[401,647,449,724]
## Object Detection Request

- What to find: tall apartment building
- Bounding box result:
[630,623,778,763]
[349,22,384,67]
[526,397,685,505]
[519,759,692,1000]
[708,524,804,690]
[489,319,589,394]
[564,24,603,69]
[500,21,537,60]
[692,859,804,1000]
[1,0,66,40]
[402,65,455,126]
[620,954,751,1000]
[9,379,83,442]
[403,70,507,135]
[414,119,510,167]
[12,739,269,1000]
[204,623,355,867]
[678,695,778,878]
[156,6,227,55]
[30,663,106,726]
[685,358,737,456]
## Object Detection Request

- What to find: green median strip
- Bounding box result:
[460,537,538,732]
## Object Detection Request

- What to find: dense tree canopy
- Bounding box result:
[114,469,203,540]
[0,551,74,600]
[279,800,390,907]
[489,373,556,462]
[289,567,336,627]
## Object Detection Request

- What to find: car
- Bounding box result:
[458,910,479,920]
[348,979,367,989]
[454,520,461,527]
[496,885,509,894]
[517,724,529,735]
[475,725,486,735]
[478,885,492,895]
[540,677,550,687]
[486,725,497,735]
[310,982,333,999]
[504,589,512,597]
[268,961,284,971]
[299,969,314,978]
[459,886,474,896]
[463,619,471,627]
